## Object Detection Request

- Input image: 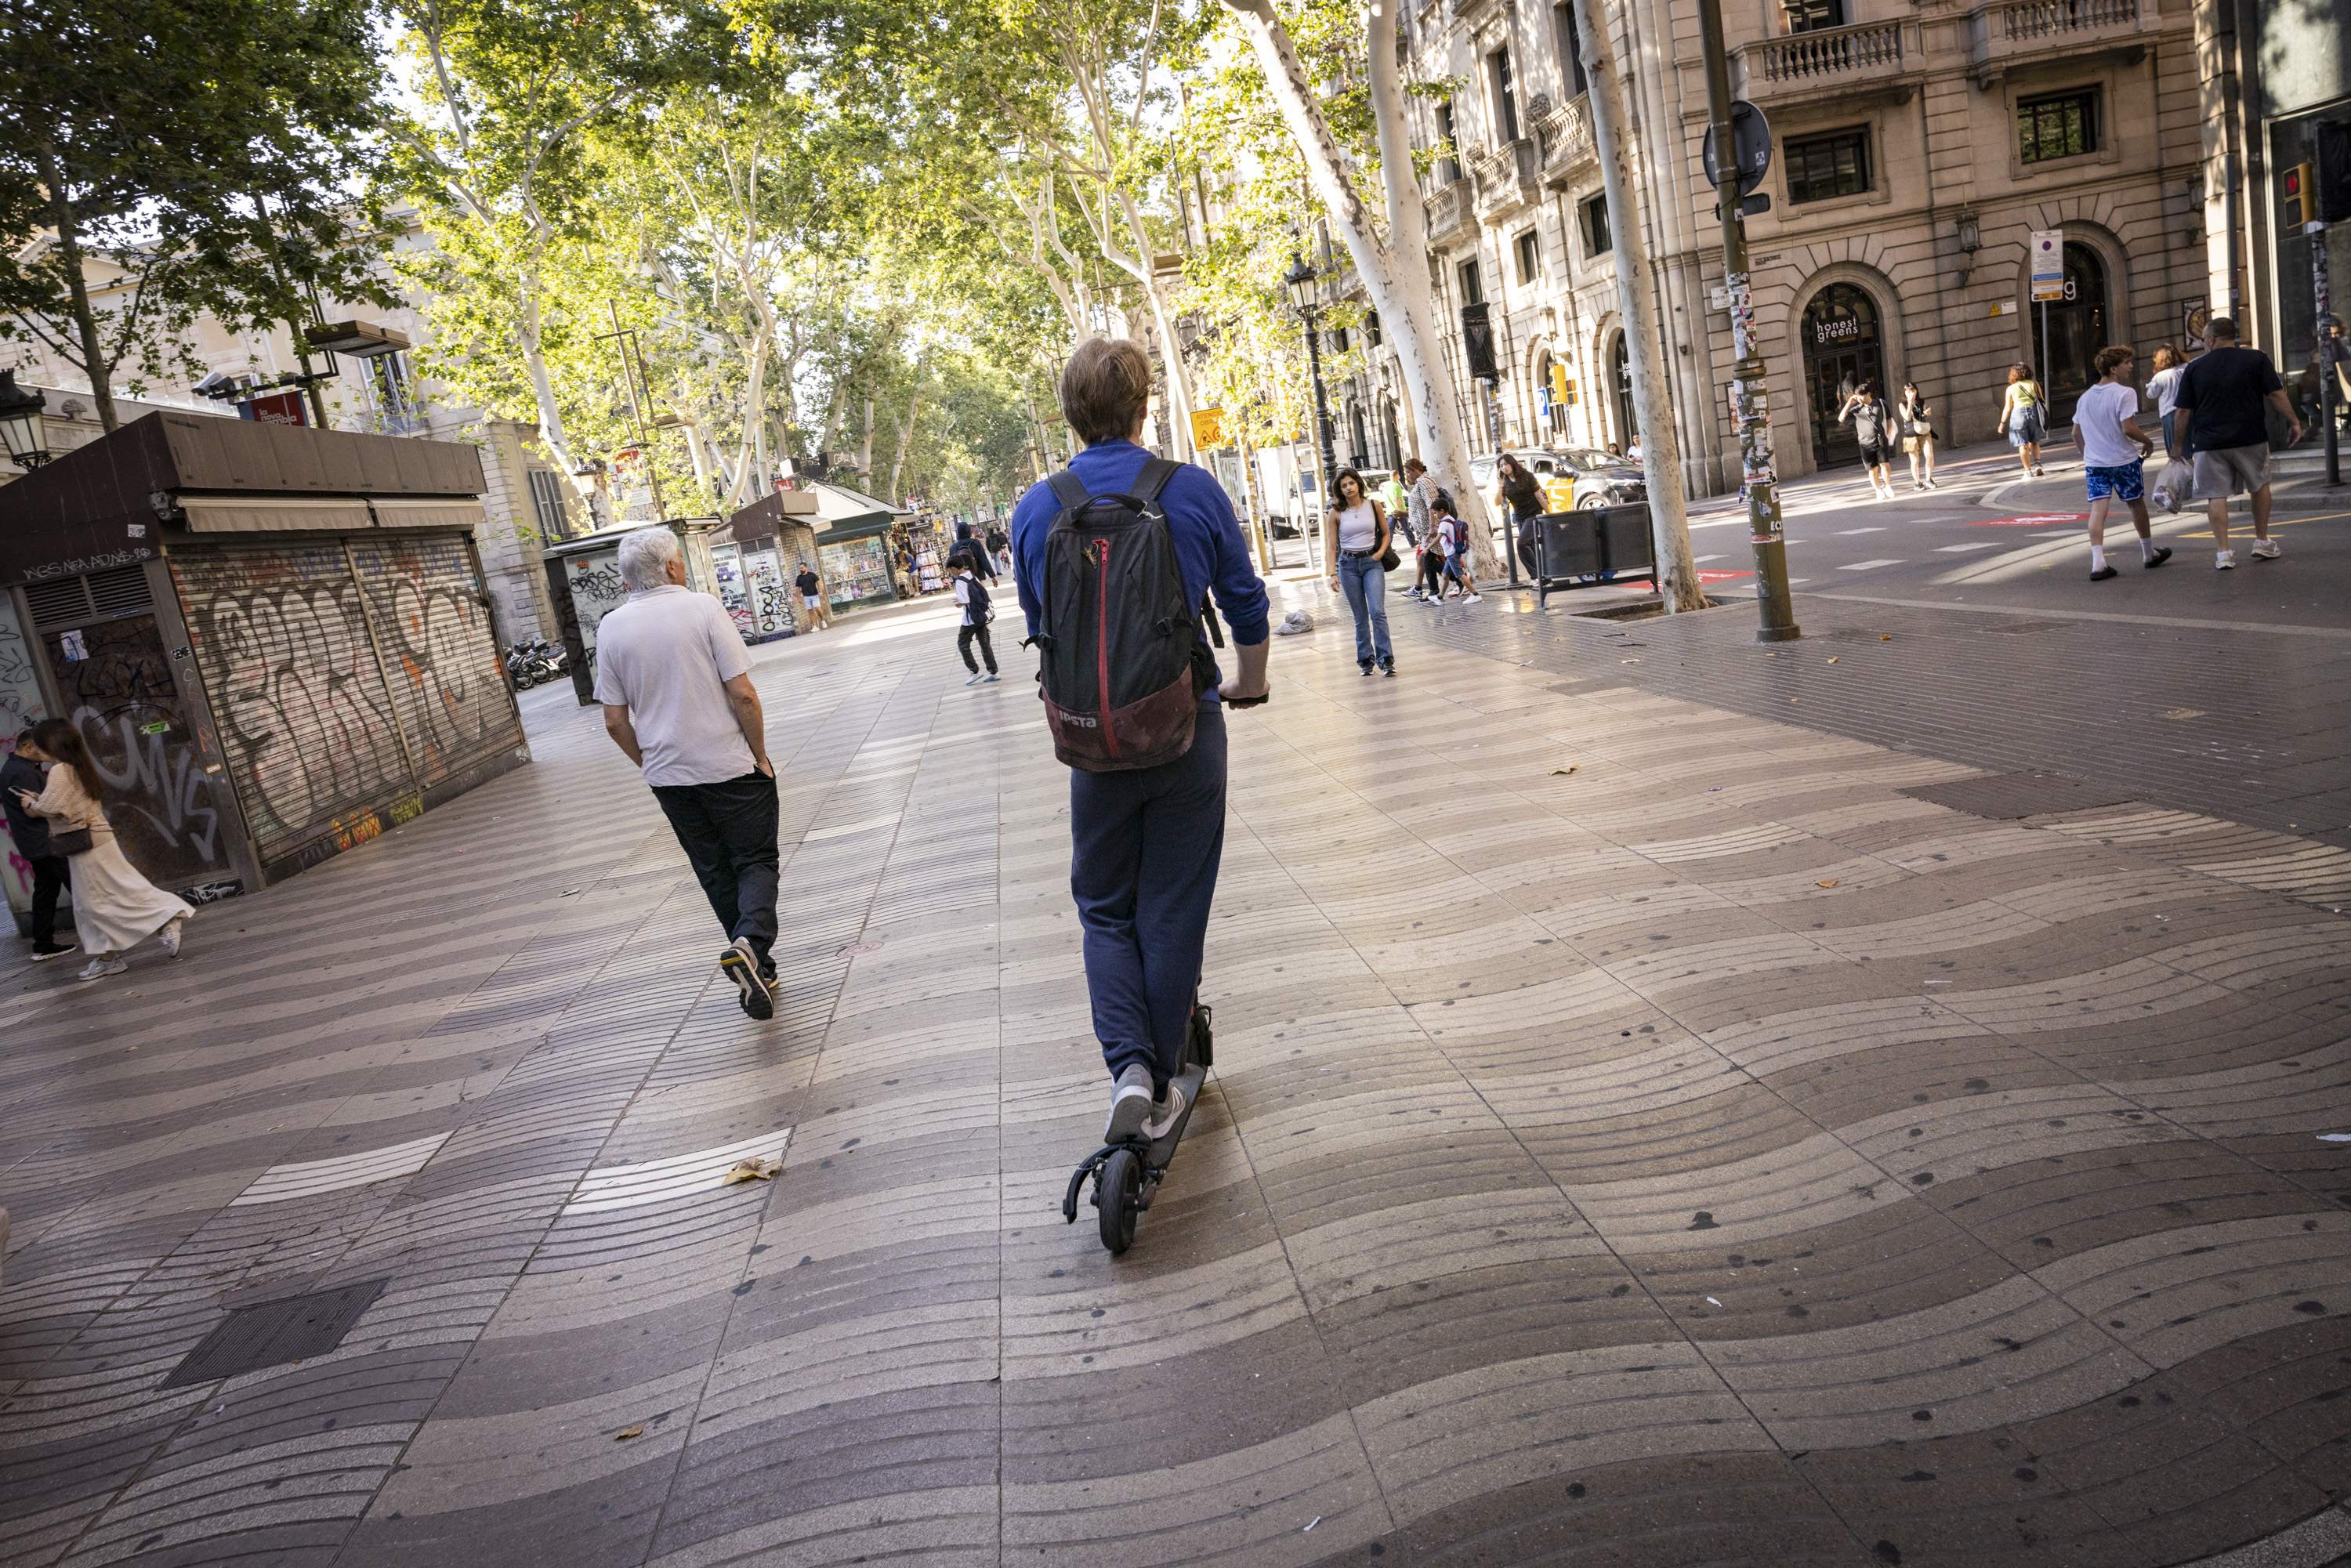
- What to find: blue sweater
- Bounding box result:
[1009,440,1270,701]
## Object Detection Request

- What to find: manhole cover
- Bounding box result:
[1900,774,2134,821]
[160,1279,389,1389]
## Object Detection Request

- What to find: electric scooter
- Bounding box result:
[1063,1002,1216,1255]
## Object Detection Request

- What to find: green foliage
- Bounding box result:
[0,0,393,417]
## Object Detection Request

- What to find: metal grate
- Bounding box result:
[22,577,92,631]
[86,563,154,618]
[1900,773,2135,821]
[159,1279,389,1389]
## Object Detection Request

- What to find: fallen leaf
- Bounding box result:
[614,1425,645,1441]
[1826,656,1839,664]
[1550,765,1580,777]
[1816,879,1839,889]
[723,1156,781,1186]
[1880,634,1893,641]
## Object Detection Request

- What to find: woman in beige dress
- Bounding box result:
[15,719,191,983]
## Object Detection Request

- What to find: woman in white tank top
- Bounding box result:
[1323,468,1396,676]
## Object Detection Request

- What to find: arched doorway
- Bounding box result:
[1381,398,1402,469]
[1609,332,1635,452]
[1802,283,1886,468]
[2039,242,2110,425]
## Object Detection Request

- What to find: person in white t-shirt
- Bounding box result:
[594,527,781,1018]
[2073,346,2171,581]
[951,555,1001,686]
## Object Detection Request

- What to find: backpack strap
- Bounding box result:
[1046,469,1091,516]
[1131,456,1179,507]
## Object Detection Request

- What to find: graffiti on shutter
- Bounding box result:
[170,544,412,866]
[348,534,522,787]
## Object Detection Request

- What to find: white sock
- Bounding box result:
[2139,538,2155,562]
[2089,545,2106,570]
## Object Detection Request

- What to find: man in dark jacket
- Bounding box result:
[2,731,74,959]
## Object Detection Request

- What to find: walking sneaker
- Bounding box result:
[984,672,1001,683]
[1382,663,1397,678]
[719,939,774,1020]
[2249,539,2281,560]
[1463,592,1482,604]
[1142,1074,1193,1142]
[28,942,77,961]
[1104,1063,1156,1142]
[2143,546,2172,569]
[1360,662,1375,677]
[76,956,126,983]
[2090,565,2118,581]
[2215,550,2237,570]
[159,917,187,959]
[965,672,985,686]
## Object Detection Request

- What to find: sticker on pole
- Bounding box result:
[2030,230,2065,302]
[1972,512,2086,527]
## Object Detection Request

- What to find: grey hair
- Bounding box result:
[616,527,682,592]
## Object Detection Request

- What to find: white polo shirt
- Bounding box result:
[591,585,757,787]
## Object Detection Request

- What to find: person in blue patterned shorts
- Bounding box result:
[2072,346,2171,582]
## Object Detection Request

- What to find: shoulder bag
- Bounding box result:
[1374,500,1401,573]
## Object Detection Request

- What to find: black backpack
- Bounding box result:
[1028,458,1215,772]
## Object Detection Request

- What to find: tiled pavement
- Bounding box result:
[2,587,2348,1568]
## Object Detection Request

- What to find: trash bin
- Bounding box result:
[1534,503,1656,607]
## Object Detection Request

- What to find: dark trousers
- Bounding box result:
[650,771,780,973]
[958,621,998,674]
[1419,551,1444,596]
[1069,704,1226,1089]
[28,854,67,947]
[1515,518,1541,578]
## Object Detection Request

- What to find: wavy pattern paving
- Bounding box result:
[0,591,2346,1568]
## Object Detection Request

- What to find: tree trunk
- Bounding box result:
[1223,0,1502,578]
[37,141,115,432]
[859,397,875,476]
[888,395,920,504]
[1571,0,1704,611]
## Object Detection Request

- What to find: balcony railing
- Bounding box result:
[1737,19,1907,96]
[1528,92,1597,188]
[1468,136,1540,225]
[1425,179,1470,245]
[1999,0,2137,40]
[1967,0,2142,79]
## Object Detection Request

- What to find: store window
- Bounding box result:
[1580,194,1610,258]
[817,535,897,605]
[1515,229,1541,284]
[1437,101,1462,184]
[1785,128,1872,204]
[2018,89,2099,164]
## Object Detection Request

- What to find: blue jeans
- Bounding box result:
[1070,704,1227,1089]
[1338,552,1393,668]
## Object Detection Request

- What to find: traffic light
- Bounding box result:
[1549,361,1574,405]
[2319,121,2351,223]
[2284,161,2317,228]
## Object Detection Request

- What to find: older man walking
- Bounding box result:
[595,527,781,1019]
[2174,316,2302,570]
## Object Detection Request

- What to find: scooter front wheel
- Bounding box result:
[1097,1146,1140,1255]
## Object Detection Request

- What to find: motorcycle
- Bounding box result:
[505,643,560,690]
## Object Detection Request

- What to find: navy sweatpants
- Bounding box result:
[1068,704,1227,1088]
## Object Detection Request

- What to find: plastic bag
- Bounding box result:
[2150,457,2193,514]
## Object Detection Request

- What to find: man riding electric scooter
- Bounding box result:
[1008,336,1270,1252]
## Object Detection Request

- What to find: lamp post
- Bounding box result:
[1284,254,1339,564]
[0,371,51,470]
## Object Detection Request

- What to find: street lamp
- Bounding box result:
[0,370,50,469]
[1282,254,1340,515]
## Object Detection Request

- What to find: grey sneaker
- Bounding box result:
[77,956,126,983]
[719,939,774,1020]
[2249,538,2280,560]
[1142,1075,1193,1142]
[1103,1064,1155,1142]
[965,673,985,686]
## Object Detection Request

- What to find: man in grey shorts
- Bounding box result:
[2172,317,2302,570]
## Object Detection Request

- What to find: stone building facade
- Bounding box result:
[1339,0,2209,492]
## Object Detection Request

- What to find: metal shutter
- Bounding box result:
[346,534,524,788]
[169,543,415,866]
